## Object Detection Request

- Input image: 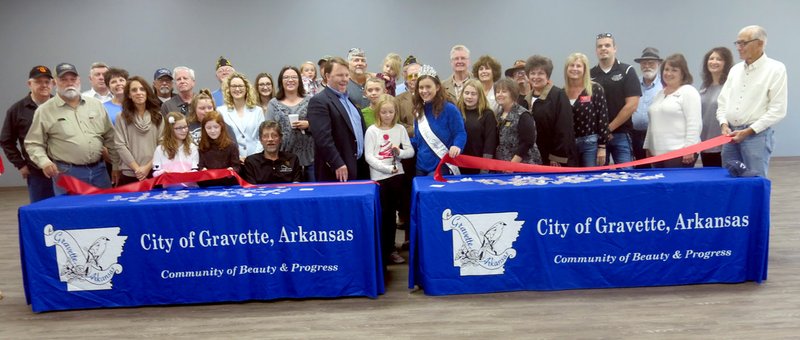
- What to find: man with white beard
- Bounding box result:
[25,63,118,194]
[631,47,663,164]
[152,68,175,103]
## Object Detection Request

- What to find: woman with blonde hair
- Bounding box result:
[456,79,497,174]
[217,72,265,161]
[564,53,610,166]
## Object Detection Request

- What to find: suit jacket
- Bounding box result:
[308,87,367,181]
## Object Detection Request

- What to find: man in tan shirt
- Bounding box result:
[24,62,117,195]
[441,45,473,101]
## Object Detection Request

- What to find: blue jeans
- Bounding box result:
[575,134,599,167]
[53,161,112,195]
[722,126,774,177]
[304,164,316,182]
[26,166,55,203]
[606,132,634,168]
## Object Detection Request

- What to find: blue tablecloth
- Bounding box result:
[19,182,384,312]
[409,168,770,295]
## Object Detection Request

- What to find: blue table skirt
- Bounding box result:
[409,168,770,295]
[19,182,384,312]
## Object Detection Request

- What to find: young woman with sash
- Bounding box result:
[411,65,467,176]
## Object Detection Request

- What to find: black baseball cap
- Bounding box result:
[29,65,53,79]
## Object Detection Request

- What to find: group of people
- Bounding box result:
[1,25,787,265]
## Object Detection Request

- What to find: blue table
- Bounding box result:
[19,182,384,312]
[409,168,770,295]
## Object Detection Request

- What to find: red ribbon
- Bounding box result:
[434,135,733,182]
[57,168,377,195]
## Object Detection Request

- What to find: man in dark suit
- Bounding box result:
[308,57,367,182]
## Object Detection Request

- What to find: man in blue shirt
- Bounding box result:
[308,57,367,182]
[211,56,235,107]
[631,47,663,166]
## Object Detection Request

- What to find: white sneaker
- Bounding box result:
[390,251,405,264]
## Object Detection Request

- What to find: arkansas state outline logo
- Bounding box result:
[442,209,524,276]
[44,224,127,291]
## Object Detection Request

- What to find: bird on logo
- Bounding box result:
[86,236,111,270]
[479,221,507,259]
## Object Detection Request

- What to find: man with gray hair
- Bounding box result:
[153,68,175,103]
[1,65,55,202]
[161,66,196,116]
[346,48,370,110]
[25,63,117,194]
[82,62,112,103]
[630,47,663,166]
[442,44,472,100]
[717,25,787,177]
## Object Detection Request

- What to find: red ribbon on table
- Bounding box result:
[57,168,377,195]
[57,168,253,195]
[433,135,733,182]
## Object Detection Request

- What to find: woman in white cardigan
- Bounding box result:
[644,54,702,168]
[217,72,265,162]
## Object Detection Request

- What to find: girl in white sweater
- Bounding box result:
[152,112,199,180]
[364,95,414,264]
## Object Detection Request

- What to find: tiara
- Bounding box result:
[418,64,437,78]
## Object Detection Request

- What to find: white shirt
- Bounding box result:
[152,143,199,177]
[218,105,266,157]
[82,88,113,103]
[716,54,787,133]
[644,84,702,156]
[485,85,500,114]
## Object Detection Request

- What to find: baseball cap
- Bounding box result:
[216,56,232,70]
[55,63,78,77]
[154,68,173,80]
[29,65,53,79]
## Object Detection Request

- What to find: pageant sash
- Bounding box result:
[418,114,460,175]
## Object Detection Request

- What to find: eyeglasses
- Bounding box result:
[283,76,299,80]
[513,70,527,78]
[596,32,613,39]
[173,126,189,131]
[734,39,759,47]
[406,73,419,81]
[178,103,188,114]
[229,84,246,89]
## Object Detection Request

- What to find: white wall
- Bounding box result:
[1,0,797,187]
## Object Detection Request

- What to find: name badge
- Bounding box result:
[579,96,591,103]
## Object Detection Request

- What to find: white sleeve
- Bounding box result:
[682,86,703,147]
[397,125,415,159]
[152,146,166,177]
